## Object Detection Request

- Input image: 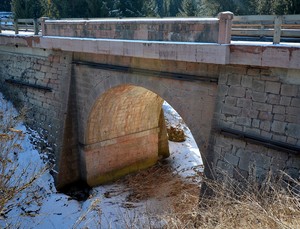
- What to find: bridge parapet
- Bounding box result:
[41,12,233,44]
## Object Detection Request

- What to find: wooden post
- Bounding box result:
[14,18,19,34]
[273,15,283,44]
[218,11,234,44]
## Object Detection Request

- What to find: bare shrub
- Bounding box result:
[0,97,48,221]
[167,125,186,142]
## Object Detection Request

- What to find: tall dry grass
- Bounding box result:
[0,98,48,221]
[163,171,300,229]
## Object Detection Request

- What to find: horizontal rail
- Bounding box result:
[72,61,218,83]
[219,127,300,155]
[5,79,52,92]
[0,18,40,35]
[232,14,300,44]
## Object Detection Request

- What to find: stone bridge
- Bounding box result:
[0,12,299,189]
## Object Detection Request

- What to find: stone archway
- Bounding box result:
[82,84,169,186]
[72,63,218,188]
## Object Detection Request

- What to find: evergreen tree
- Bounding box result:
[253,0,300,15]
[169,0,182,16]
[142,0,158,17]
[0,0,12,11]
[179,0,197,16]
[117,0,144,17]
[201,0,254,16]
[12,0,44,18]
[43,0,60,18]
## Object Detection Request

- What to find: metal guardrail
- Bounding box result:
[232,14,300,44]
[0,18,40,35]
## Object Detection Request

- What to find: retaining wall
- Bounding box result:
[212,65,300,182]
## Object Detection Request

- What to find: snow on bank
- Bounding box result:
[0,94,203,228]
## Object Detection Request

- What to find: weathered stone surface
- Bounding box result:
[281,84,298,96]
[265,81,281,94]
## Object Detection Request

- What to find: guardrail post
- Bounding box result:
[0,18,2,33]
[14,18,19,34]
[273,15,283,44]
[33,18,39,35]
[40,17,49,36]
[218,11,234,44]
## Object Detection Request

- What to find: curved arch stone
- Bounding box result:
[73,63,217,186]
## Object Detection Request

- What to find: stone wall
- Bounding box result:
[0,46,78,186]
[212,65,300,182]
[43,18,219,43]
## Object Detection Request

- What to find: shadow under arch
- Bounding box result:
[82,84,170,186]
[81,83,204,187]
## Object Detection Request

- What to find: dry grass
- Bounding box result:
[104,155,300,229]
[0,99,48,221]
[163,172,300,229]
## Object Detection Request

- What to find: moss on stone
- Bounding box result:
[87,156,158,187]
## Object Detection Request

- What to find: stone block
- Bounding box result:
[265,81,281,94]
[218,74,228,85]
[253,80,265,92]
[241,75,253,88]
[236,117,251,126]
[243,127,261,135]
[273,105,285,114]
[251,91,267,102]
[242,108,258,118]
[274,114,285,121]
[253,102,272,112]
[228,86,246,98]
[261,130,272,138]
[267,94,280,105]
[237,98,252,108]
[286,123,300,138]
[272,134,287,142]
[287,136,297,145]
[237,149,251,171]
[252,119,260,128]
[286,157,300,168]
[260,121,271,131]
[217,160,234,176]
[231,138,246,148]
[291,98,300,108]
[215,135,233,152]
[233,168,249,182]
[286,107,300,116]
[228,74,241,86]
[281,84,298,96]
[218,85,229,96]
[286,115,300,124]
[280,96,291,106]
[225,96,237,106]
[222,104,241,116]
[252,152,271,170]
[224,152,239,166]
[271,120,287,134]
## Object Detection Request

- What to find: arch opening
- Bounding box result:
[82,84,203,187]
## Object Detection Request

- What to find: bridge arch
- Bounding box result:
[74,65,217,186]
